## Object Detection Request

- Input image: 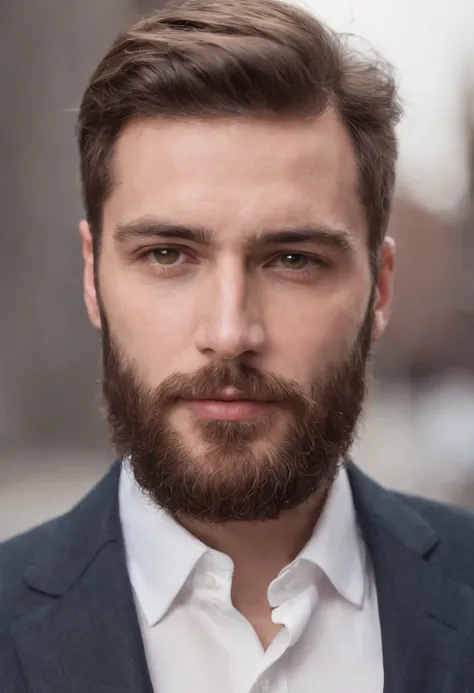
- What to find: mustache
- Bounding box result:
[153,361,313,406]
[103,355,315,418]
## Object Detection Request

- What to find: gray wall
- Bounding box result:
[0,1,168,454]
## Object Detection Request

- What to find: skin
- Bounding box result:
[80,112,394,647]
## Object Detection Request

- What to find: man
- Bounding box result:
[1,0,473,691]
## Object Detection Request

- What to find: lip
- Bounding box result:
[184,398,279,421]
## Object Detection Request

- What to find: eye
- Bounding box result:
[278,253,312,270]
[146,248,182,266]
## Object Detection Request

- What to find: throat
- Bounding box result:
[229,561,287,650]
[237,603,283,651]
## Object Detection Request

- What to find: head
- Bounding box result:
[78,0,400,522]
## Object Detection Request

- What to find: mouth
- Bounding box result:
[181,388,281,421]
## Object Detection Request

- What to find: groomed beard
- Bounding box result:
[101,298,374,522]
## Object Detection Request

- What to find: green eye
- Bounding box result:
[147,248,181,265]
[279,253,310,270]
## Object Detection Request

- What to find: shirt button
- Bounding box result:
[260,679,270,692]
[203,572,218,590]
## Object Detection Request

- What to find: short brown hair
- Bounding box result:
[78,0,402,262]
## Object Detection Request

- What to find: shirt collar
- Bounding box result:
[119,461,366,627]
[299,466,366,607]
[119,463,209,626]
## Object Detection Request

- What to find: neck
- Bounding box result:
[180,487,329,617]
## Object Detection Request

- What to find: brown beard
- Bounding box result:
[100,296,374,522]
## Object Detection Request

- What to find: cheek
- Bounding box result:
[265,288,364,382]
[99,269,199,384]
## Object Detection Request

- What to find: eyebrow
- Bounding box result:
[115,219,213,247]
[114,217,356,255]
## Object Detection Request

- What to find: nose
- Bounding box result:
[194,259,266,360]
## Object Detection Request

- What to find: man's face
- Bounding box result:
[81,113,394,521]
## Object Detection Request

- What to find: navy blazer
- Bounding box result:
[1,461,474,693]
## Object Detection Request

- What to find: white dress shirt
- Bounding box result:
[119,463,383,693]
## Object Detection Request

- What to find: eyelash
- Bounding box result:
[139,246,331,279]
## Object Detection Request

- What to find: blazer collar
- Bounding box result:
[347,463,439,556]
[348,463,474,693]
[23,461,123,597]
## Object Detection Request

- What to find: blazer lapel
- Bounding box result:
[11,463,154,693]
[349,464,474,693]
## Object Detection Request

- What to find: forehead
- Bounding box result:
[104,113,366,242]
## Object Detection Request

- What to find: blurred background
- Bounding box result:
[1,0,474,540]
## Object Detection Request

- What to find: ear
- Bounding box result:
[373,236,395,341]
[79,220,101,330]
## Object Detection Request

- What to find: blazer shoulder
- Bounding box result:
[397,490,474,536]
[0,462,121,630]
[0,517,60,624]
[395,489,474,584]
